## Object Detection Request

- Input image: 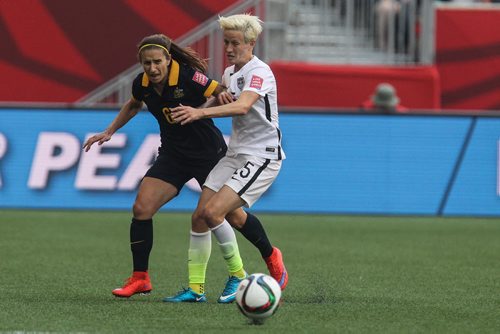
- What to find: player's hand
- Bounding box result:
[171,104,201,125]
[82,132,112,152]
[217,91,235,105]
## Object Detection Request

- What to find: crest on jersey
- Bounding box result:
[237,76,245,90]
[173,87,184,99]
[192,71,208,86]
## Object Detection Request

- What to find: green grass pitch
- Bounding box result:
[0,210,499,333]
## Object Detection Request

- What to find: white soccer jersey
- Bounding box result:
[221,56,285,160]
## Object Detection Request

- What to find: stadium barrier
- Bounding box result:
[0,107,499,216]
[270,62,441,109]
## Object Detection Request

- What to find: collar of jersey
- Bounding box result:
[141,60,180,87]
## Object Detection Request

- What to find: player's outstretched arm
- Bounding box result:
[82,98,143,152]
[201,83,233,108]
[171,91,259,125]
[202,91,234,108]
[217,91,234,105]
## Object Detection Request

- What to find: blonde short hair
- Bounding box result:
[218,13,263,43]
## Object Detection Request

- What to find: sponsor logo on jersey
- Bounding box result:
[249,75,264,89]
[192,71,208,86]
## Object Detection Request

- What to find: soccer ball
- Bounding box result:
[235,273,281,323]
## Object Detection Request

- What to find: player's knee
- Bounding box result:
[200,205,224,228]
[191,209,201,224]
[191,209,207,230]
[133,200,155,219]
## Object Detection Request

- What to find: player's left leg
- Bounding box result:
[200,186,248,303]
[112,177,178,298]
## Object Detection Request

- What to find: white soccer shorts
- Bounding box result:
[204,153,282,208]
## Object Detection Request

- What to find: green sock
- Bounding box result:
[218,241,244,276]
[230,268,247,279]
[212,221,245,276]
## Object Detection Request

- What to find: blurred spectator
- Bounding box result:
[361,83,409,112]
[375,0,400,50]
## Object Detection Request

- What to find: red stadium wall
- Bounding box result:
[1,2,498,110]
[271,62,441,109]
[272,6,500,111]
[0,0,237,103]
[436,7,500,110]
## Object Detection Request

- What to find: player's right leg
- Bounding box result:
[162,229,211,303]
[112,177,178,298]
[163,187,214,303]
[223,155,288,290]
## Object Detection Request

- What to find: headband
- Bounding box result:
[139,43,171,56]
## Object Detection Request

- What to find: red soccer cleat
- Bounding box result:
[112,271,152,298]
[264,247,288,290]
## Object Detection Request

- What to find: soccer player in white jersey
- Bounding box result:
[166,13,288,303]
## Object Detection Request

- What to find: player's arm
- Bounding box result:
[200,83,230,108]
[203,81,234,108]
[171,91,259,125]
[213,82,235,105]
[105,97,143,134]
[201,96,219,109]
[83,98,143,151]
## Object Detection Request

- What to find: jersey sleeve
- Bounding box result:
[186,67,219,98]
[242,66,275,96]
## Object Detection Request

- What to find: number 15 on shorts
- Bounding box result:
[232,161,256,180]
